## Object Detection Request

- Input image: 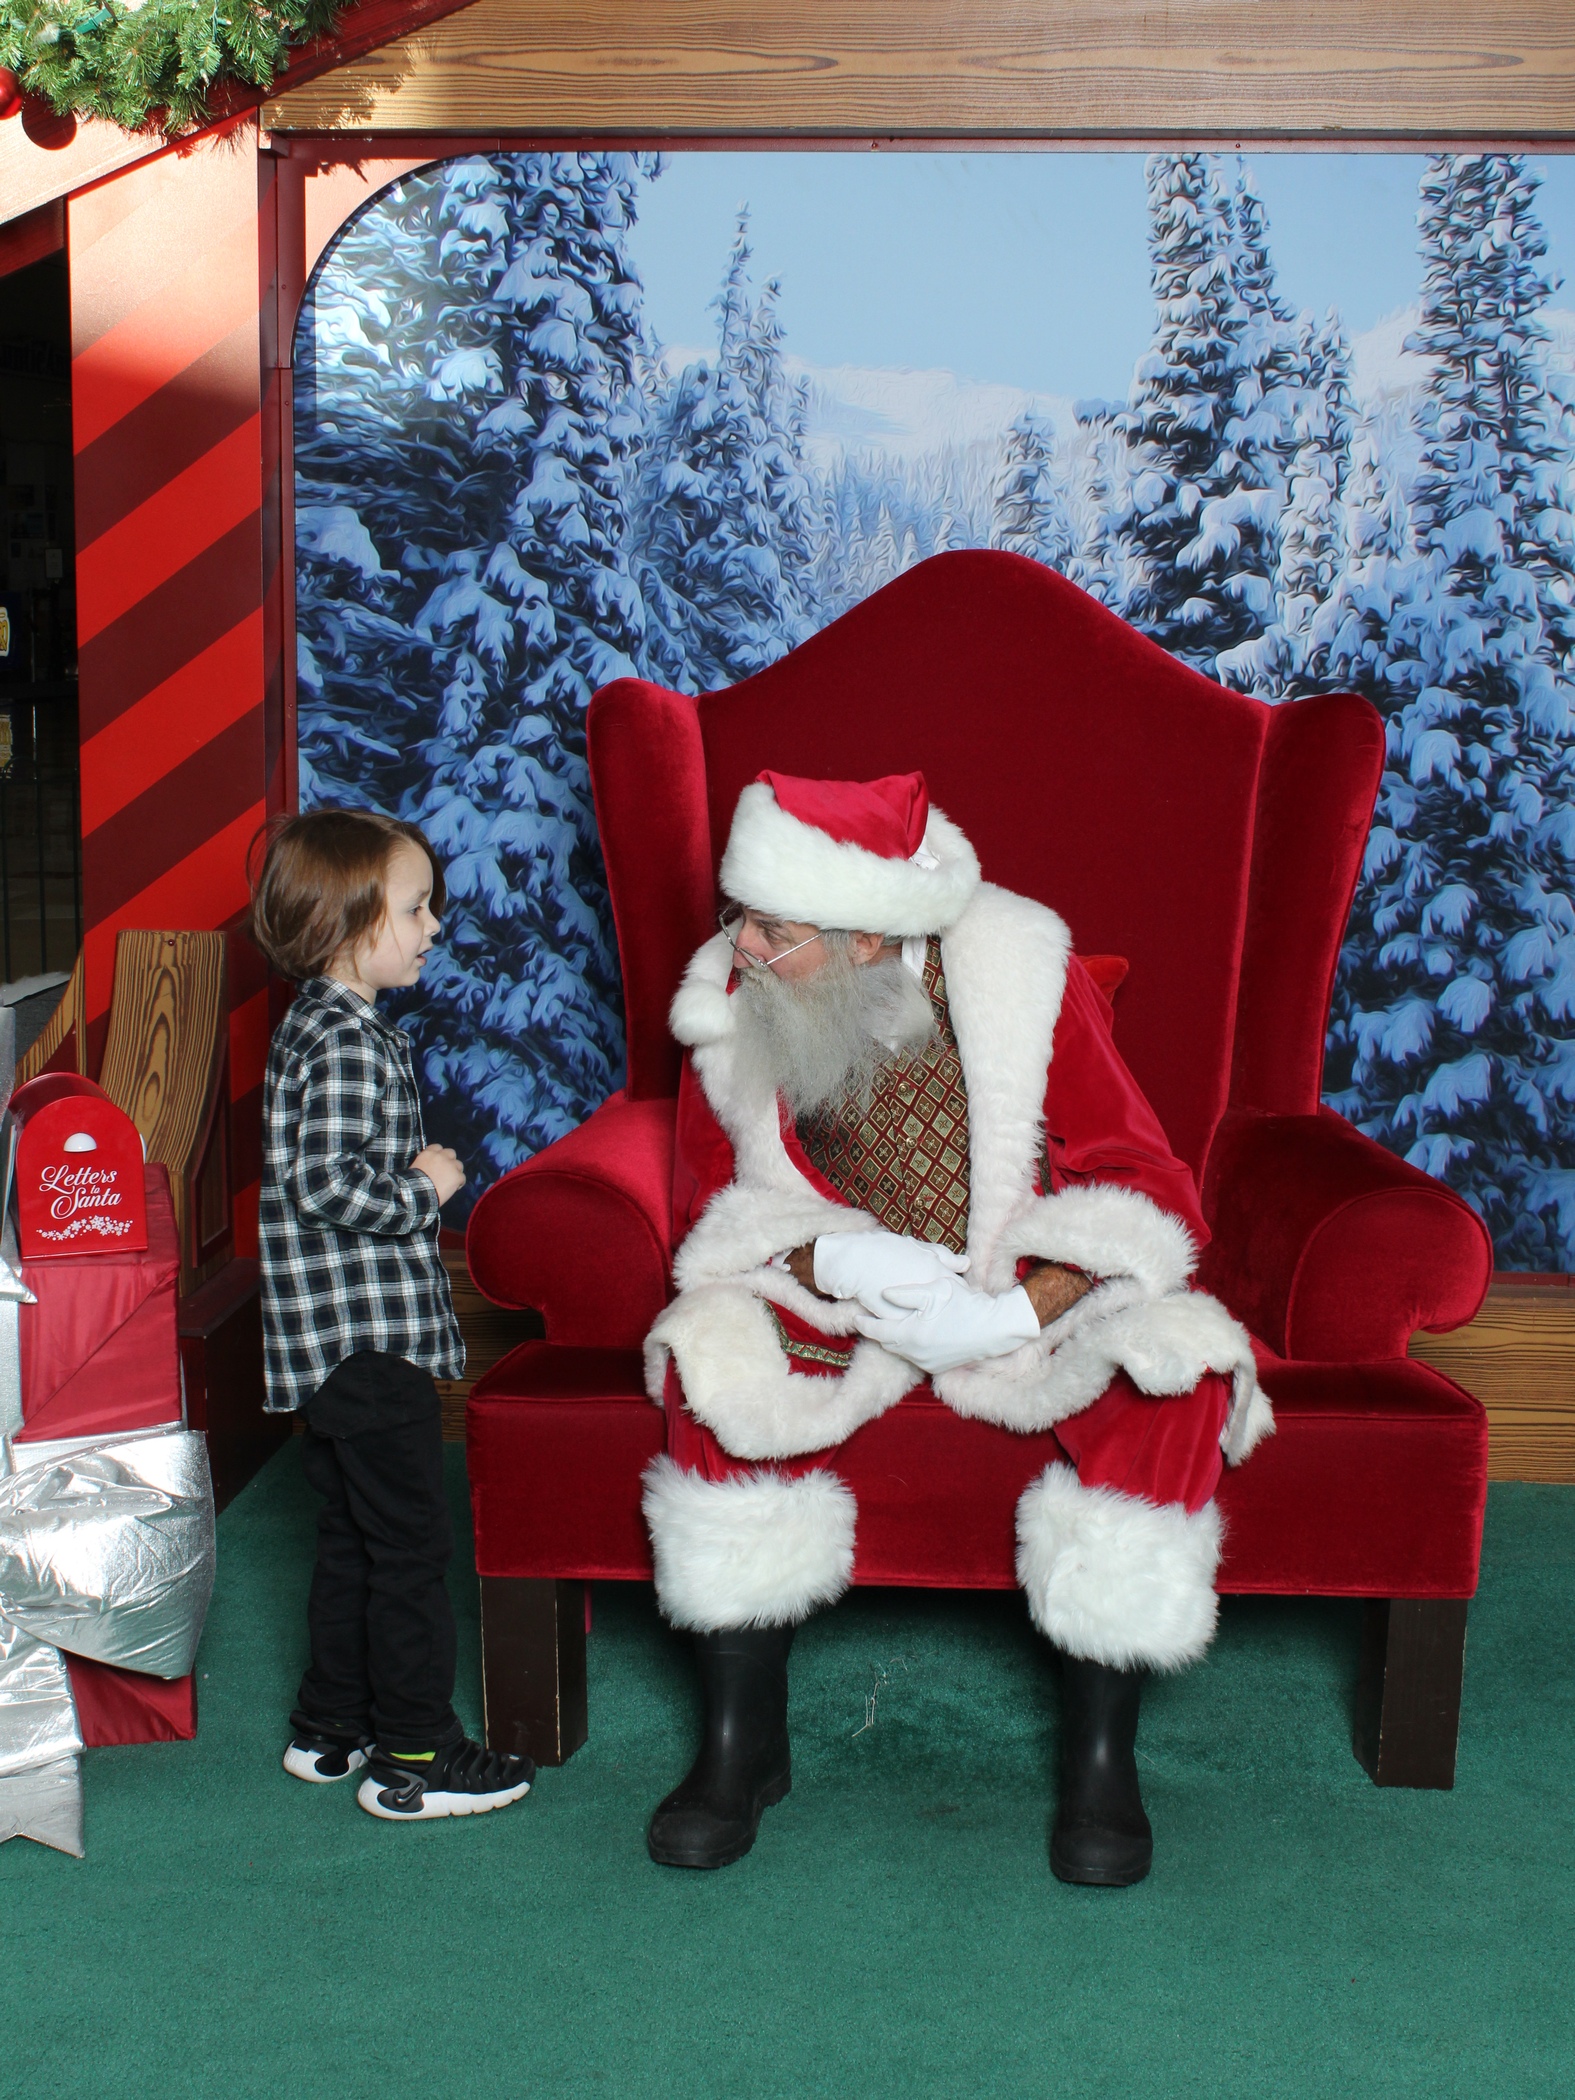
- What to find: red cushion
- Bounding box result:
[465,1094,674,1342]
[1217,1354,1486,1596]
[1230,690,1385,1117]
[468,1346,660,1581]
[1079,952,1128,1016]
[467,1343,1486,1600]
[588,682,714,1101]
[1199,1107,1492,1358]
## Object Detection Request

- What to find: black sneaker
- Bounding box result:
[357,1738,535,1821]
[282,1731,371,1784]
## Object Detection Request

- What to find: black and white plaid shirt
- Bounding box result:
[259,977,464,1412]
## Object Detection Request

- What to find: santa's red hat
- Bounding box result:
[719,769,981,935]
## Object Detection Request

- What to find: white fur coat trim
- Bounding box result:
[641,1454,857,1630]
[659,884,1274,1467]
[644,1284,924,1460]
[1015,1463,1223,1670]
[936,1284,1274,1465]
[669,931,736,1050]
[668,885,1077,1309]
[719,785,981,938]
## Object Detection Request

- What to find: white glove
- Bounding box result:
[812,1230,970,1314]
[854,1275,1041,1377]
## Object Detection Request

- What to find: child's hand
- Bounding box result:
[412,1145,466,1206]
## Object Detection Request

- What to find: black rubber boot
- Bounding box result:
[647,1625,795,1869]
[1050,1654,1153,1887]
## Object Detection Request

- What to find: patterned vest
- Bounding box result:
[798,938,971,1254]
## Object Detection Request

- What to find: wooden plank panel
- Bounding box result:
[262,0,1575,140]
[1409,1284,1575,1483]
[99,929,231,1290]
[16,952,86,1083]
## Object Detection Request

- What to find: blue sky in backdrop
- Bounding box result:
[626,152,1575,401]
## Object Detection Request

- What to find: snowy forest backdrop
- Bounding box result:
[294,150,1575,1266]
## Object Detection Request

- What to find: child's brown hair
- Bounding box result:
[248,808,445,982]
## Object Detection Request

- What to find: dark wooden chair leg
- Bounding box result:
[479,1576,588,1767]
[1354,1598,1469,1789]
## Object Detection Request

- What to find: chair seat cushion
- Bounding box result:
[467,1344,1488,1600]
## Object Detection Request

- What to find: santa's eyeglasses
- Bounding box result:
[717,906,824,972]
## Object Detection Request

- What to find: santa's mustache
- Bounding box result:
[730,943,938,1119]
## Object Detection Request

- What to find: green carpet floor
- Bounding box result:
[4,1449,1573,2099]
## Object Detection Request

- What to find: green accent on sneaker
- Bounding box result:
[389,1750,436,1763]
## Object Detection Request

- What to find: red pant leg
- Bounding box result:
[665,1342,1229,1516]
[1050,1370,1229,1515]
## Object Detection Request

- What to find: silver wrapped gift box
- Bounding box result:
[0,1430,216,1856]
[0,998,217,1855]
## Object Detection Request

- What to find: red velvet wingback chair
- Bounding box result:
[465,551,1493,1785]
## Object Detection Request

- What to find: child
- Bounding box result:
[250,807,534,1821]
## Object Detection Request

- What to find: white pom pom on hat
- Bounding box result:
[718,769,981,937]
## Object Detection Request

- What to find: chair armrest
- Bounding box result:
[1197,1107,1492,1360]
[465,1092,676,1349]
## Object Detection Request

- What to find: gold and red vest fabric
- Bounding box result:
[798,939,972,1257]
[671,951,1208,1263]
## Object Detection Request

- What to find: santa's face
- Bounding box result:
[727,907,831,982]
[724,907,895,983]
[729,931,939,1118]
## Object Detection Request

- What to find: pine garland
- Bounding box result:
[0,0,341,135]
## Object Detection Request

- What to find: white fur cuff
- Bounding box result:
[997,1182,1196,1301]
[641,1456,857,1630]
[1014,1463,1222,1671]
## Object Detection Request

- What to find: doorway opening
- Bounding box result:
[0,243,81,1020]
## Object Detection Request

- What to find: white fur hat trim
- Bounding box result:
[719,783,981,936]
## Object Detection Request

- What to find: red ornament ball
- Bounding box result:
[21,93,77,151]
[0,68,25,120]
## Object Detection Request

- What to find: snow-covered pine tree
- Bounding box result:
[1277,313,1356,672]
[1066,401,1132,605]
[1221,310,1357,696]
[859,505,903,596]
[633,213,818,690]
[1111,154,1284,675]
[1309,419,1417,697]
[812,461,864,623]
[992,410,1074,572]
[1327,152,1575,1266]
[740,274,820,621]
[298,153,659,1215]
[294,171,497,813]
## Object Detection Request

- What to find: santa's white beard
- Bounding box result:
[731,946,939,1119]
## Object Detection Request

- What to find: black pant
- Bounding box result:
[292,1351,462,1758]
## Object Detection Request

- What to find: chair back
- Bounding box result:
[590,551,1382,1178]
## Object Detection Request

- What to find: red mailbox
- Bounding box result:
[11,1075,148,1260]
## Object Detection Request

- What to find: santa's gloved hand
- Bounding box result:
[812,1230,970,1314]
[854,1275,1041,1376]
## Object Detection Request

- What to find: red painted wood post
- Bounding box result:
[67,123,283,1255]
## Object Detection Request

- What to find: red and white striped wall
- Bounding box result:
[69,127,282,1253]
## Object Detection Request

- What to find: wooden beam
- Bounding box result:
[262,0,1575,140]
[1410,1280,1575,1484]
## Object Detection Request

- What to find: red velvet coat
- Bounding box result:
[645,883,1270,1467]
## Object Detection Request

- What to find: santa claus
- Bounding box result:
[641,768,1271,1885]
